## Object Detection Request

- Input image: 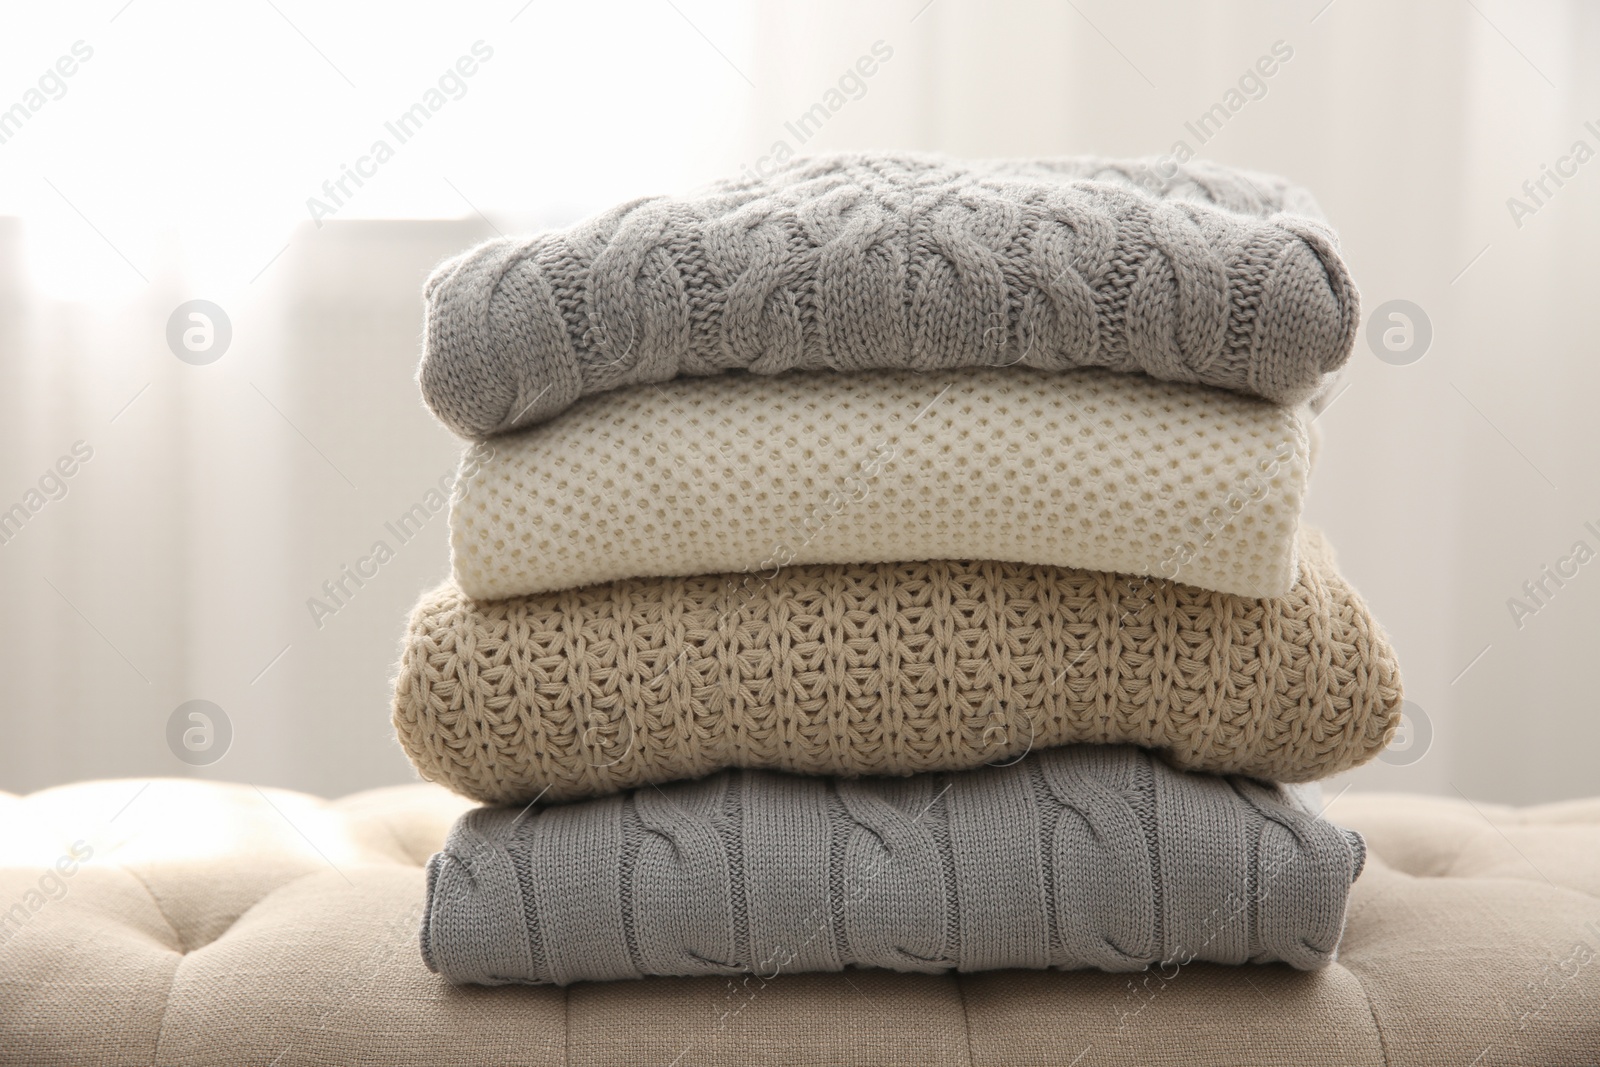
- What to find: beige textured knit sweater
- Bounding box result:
[395,527,1400,805]
[449,366,1311,601]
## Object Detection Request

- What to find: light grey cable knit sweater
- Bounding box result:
[421,746,1366,986]
[419,153,1359,437]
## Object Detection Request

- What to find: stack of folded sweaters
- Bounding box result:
[391,153,1403,988]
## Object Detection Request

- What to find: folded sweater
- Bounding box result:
[449,366,1312,601]
[420,745,1367,985]
[419,153,1359,437]
[395,527,1400,806]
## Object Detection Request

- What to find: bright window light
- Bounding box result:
[0,0,755,297]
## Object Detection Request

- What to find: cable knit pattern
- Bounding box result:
[449,366,1311,601]
[420,745,1367,985]
[419,153,1359,437]
[395,527,1400,806]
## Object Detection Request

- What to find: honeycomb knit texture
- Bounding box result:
[420,745,1367,986]
[448,366,1312,602]
[394,527,1401,807]
[419,152,1359,437]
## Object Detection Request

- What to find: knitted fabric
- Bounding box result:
[448,366,1312,601]
[394,527,1400,806]
[419,745,1367,985]
[419,153,1359,437]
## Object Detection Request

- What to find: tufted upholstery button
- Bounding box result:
[0,780,473,956]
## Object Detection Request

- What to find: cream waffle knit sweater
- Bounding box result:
[449,366,1311,601]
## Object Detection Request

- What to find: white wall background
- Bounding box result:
[1,0,1597,804]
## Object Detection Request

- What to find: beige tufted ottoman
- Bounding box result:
[1,779,1596,1066]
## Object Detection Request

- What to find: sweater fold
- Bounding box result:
[395,526,1401,806]
[447,365,1312,601]
[421,745,1366,985]
[420,153,1357,437]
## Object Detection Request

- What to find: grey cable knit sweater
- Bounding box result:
[419,153,1358,437]
[421,746,1366,986]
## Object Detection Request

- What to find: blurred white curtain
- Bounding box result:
[744,0,1600,804]
[2,0,1598,803]
[0,220,493,797]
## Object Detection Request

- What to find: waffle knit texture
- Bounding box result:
[419,745,1367,985]
[448,366,1312,602]
[394,527,1400,806]
[419,153,1358,438]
